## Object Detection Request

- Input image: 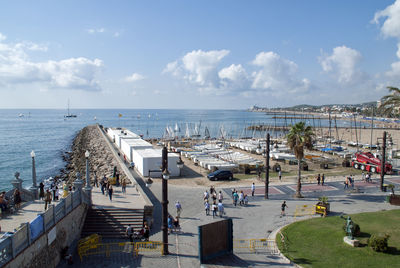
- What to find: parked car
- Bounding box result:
[207,170,233,181]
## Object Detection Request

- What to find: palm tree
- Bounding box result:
[287,122,314,198]
[378,86,400,117]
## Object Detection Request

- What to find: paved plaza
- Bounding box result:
[57,170,400,268]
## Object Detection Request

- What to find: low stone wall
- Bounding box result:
[5,203,88,268]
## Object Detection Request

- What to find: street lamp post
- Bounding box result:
[29,150,38,199]
[84,150,92,205]
[265,133,270,199]
[161,146,169,255]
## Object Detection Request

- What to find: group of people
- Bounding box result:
[362,172,373,183]
[204,185,225,218]
[125,221,150,242]
[0,189,22,213]
[231,189,249,207]
[100,175,114,201]
[344,175,355,189]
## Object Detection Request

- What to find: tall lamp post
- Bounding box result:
[264,133,270,199]
[29,150,38,199]
[161,146,170,255]
[84,150,92,205]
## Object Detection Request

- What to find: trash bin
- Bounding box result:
[383,184,388,192]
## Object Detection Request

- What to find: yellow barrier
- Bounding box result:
[315,205,327,216]
[233,239,276,253]
[78,234,102,260]
[134,241,163,256]
[79,242,135,261]
[294,204,315,218]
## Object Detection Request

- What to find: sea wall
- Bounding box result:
[5,203,87,268]
[65,125,129,185]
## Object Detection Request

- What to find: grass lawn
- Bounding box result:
[277,210,400,268]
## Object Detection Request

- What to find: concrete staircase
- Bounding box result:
[81,208,144,238]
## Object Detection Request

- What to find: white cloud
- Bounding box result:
[373,1,400,81]
[373,0,400,39]
[319,46,362,84]
[251,51,309,94]
[87,28,105,34]
[0,32,103,91]
[125,73,145,82]
[0,33,6,42]
[218,64,250,91]
[164,49,229,89]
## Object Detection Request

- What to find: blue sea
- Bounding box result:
[0,109,369,191]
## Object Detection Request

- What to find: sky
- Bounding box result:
[1,0,400,109]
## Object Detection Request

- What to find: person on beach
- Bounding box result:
[45,189,52,210]
[251,183,255,196]
[322,174,325,186]
[108,185,113,201]
[39,182,45,200]
[281,201,288,216]
[122,179,127,194]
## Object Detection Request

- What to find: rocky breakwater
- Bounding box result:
[65,125,129,185]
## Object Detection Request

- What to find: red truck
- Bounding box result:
[351,152,392,174]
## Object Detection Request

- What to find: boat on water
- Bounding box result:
[64,99,77,118]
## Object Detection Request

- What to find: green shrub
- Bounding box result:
[368,234,390,252]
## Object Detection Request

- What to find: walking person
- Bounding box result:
[204,190,209,201]
[212,201,218,218]
[251,182,255,197]
[175,200,182,217]
[344,177,349,189]
[281,201,288,217]
[233,191,239,206]
[218,191,223,203]
[13,189,22,210]
[45,189,52,210]
[321,174,325,186]
[51,184,57,201]
[94,173,99,187]
[361,171,365,182]
[278,169,282,181]
[126,224,134,242]
[108,185,113,201]
[350,175,354,188]
[55,186,59,201]
[204,201,210,216]
[317,174,321,185]
[39,182,45,200]
[218,201,224,218]
[122,179,127,194]
[143,223,150,241]
[239,191,244,206]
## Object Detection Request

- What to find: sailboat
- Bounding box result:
[64,99,77,118]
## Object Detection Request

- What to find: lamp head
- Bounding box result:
[31,150,36,158]
[162,169,170,180]
[85,150,90,158]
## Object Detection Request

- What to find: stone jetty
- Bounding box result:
[65,125,129,185]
